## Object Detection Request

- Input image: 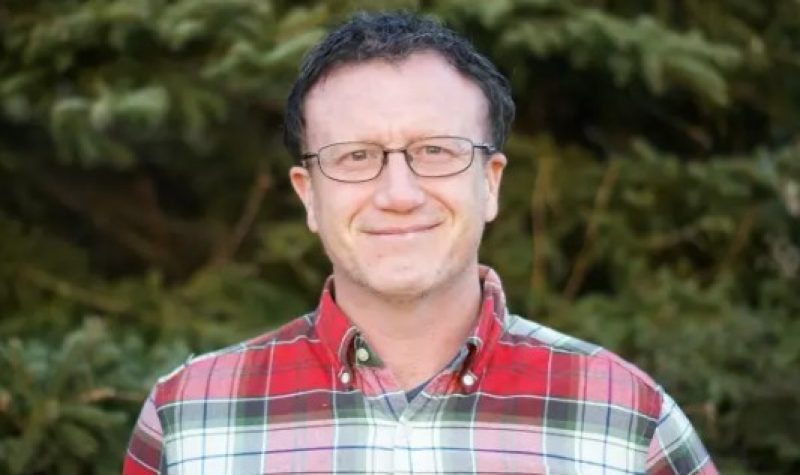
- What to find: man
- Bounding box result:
[124,11,717,475]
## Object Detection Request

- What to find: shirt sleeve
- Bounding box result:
[645,390,718,475]
[123,387,164,475]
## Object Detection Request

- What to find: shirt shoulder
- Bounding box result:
[503,312,606,356]
[498,312,664,416]
[151,312,324,407]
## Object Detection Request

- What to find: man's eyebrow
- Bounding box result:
[354,132,474,144]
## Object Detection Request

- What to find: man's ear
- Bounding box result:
[483,153,507,222]
[289,165,319,232]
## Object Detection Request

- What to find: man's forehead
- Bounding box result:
[302,51,490,144]
[316,49,442,76]
[306,51,484,105]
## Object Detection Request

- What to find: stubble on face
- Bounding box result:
[328,203,487,305]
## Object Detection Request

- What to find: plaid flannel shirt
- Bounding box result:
[124,267,716,474]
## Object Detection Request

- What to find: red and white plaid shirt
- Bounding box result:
[124,266,717,474]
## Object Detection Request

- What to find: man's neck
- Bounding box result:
[333,266,483,390]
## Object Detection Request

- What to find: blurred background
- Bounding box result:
[1,0,798,473]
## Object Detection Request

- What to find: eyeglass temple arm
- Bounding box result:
[475,143,498,155]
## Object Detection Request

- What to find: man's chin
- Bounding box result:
[362,274,433,301]
[347,262,451,300]
[332,258,456,301]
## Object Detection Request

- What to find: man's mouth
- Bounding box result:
[363,223,440,236]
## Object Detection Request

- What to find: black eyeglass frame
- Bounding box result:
[300,135,498,183]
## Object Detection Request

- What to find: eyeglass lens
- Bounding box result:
[316,137,476,182]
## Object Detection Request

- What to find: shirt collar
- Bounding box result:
[314,281,357,375]
[313,265,508,378]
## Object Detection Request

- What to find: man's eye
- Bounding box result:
[349,150,369,161]
[339,150,370,162]
[417,144,457,158]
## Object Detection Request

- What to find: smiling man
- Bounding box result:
[124,12,717,475]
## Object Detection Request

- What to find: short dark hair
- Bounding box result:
[283,11,515,160]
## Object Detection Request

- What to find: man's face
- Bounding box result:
[290,52,506,299]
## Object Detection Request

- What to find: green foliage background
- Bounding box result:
[1,0,798,473]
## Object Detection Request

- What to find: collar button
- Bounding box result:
[356,347,370,363]
[461,373,476,387]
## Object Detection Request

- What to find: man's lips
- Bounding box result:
[362,223,440,236]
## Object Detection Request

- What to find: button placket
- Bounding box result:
[391,421,411,474]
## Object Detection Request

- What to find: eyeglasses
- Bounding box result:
[301,136,497,183]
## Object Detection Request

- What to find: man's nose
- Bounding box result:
[372,151,425,212]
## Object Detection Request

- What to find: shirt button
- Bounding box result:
[356,347,370,363]
[461,373,476,387]
[340,371,351,384]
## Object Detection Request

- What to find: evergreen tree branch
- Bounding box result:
[713,205,757,277]
[18,266,129,314]
[643,225,703,250]
[77,387,144,404]
[531,154,553,295]
[33,173,182,273]
[206,164,271,268]
[563,159,621,300]
[0,389,10,415]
